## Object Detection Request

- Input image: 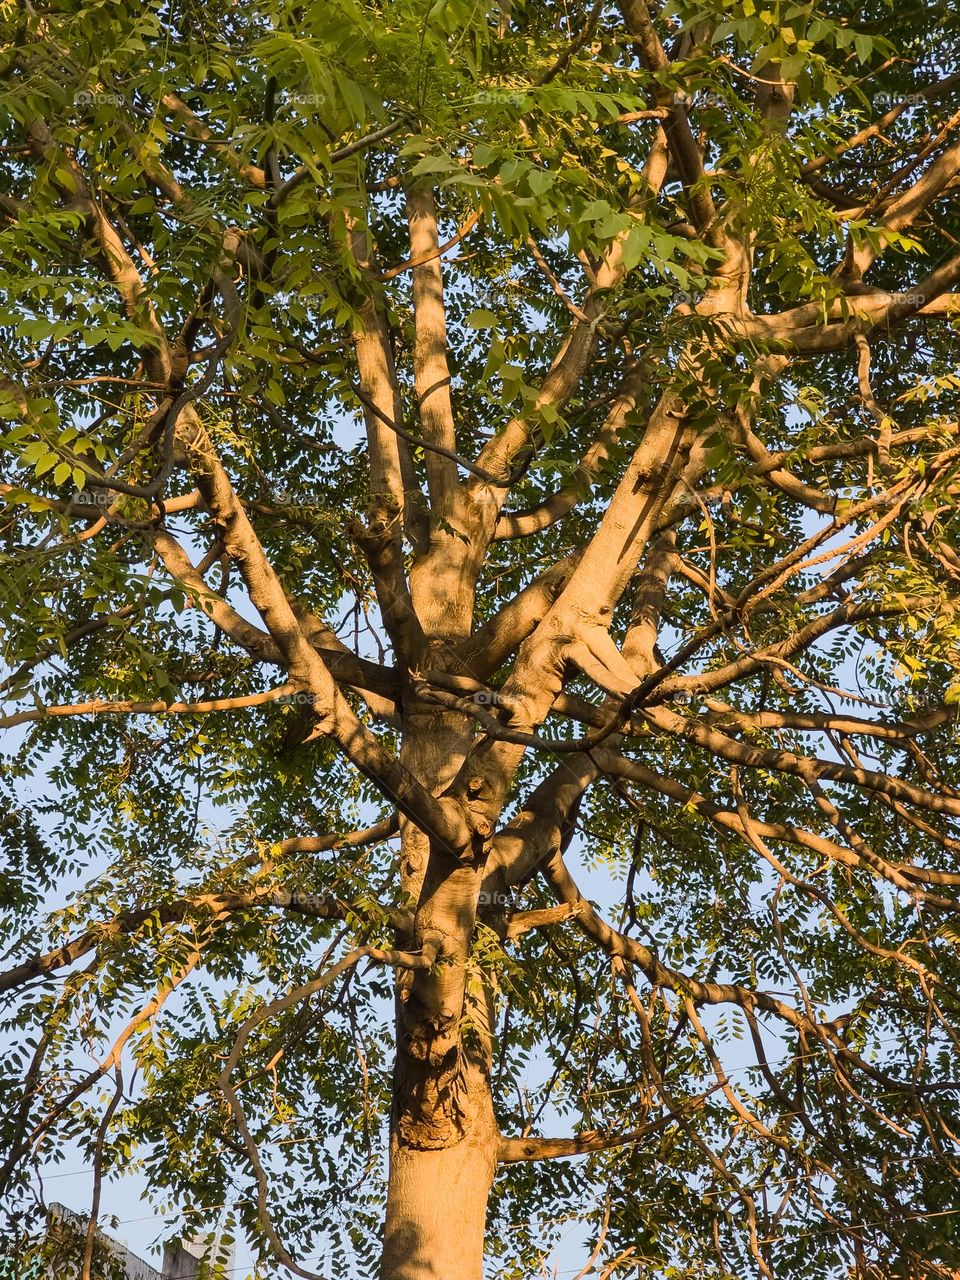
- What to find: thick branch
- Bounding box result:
[406,187,459,505]
[497,1105,702,1163]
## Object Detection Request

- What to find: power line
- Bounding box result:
[32,1020,950,1188]
[64,1146,954,1231]
[515,1027,949,1099]
[757,1204,960,1247]
[37,1164,960,1280]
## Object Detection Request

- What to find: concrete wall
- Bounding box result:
[47,1205,161,1280]
[46,1207,234,1280]
[161,1237,236,1280]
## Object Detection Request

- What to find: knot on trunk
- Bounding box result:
[401,1006,458,1065]
[395,1040,469,1150]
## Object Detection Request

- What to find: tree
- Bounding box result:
[1,0,960,1275]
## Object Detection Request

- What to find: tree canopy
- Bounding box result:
[2,0,960,1276]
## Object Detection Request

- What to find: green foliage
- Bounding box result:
[1,0,959,1276]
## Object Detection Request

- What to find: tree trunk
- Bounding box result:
[379,1064,498,1280]
[378,533,499,1280]
[379,819,500,1280]
[380,694,499,1278]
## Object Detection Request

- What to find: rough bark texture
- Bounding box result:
[380,1074,498,1280]
[379,522,499,1277]
[6,9,960,1278]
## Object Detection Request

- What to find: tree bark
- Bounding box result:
[379,1057,498,1280]
[380,532,500,1280]
[380,799,500,1280]
[380,757,499,1279]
